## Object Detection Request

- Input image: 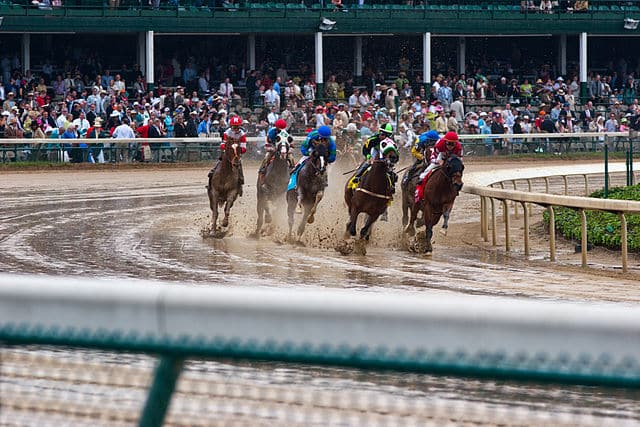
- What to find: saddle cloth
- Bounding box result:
[414,169,436,204]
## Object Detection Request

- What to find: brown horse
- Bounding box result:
[406,155,464,254]
[253,132,292,237]
[401,161,428,234]
[286,143,328,243]
[206,141,242,236]
[344,148,398,241]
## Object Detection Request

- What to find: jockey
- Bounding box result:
[259,118,294,175]
[402,129,440,187]
[418,131,463,181]
[298,125,337,165]
[220,115,247,195]
[293,125,336,213]
[351,122,394,184]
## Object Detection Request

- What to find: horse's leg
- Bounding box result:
[404,201,419,236]
[297,202,309,238]
[221,194,236,228]
[440,203,453,236]
[307,190,324,224]
[254,194,264,236]
[345,207,358,238]
[360,212,380,241]
[264,199,272,224]
[286,190,296,241]
[210,193,219,231]
[401,193,409,227]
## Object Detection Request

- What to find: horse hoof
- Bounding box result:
[295,204,303,214]
[424,250,433,257]
[248,232,260,240]
[353,239,367,256]
[221,219,229,228]
[265,213,272,224]
[307,214,315,224]
[335,240,354,255]
[439,228,448,236]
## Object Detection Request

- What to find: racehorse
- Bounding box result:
[206,141,242,236]
[405,155,464,254]
[344,147,398,241]
[286,143,328,243]
[253,131,292,236]
[401,161,429,235]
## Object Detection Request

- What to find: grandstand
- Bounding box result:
[0,0,639,100]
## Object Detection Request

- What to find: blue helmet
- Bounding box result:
[419,130,439,146]
[318,125,332,138]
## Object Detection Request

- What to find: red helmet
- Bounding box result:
[230,116,242,127]
[275,119,287,130]
[444,131,459,143]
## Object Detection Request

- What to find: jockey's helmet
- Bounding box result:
[444,131,459,144]
[318,125,332,138]
[422,130,440,146]
[379,123,393,137]
[230,116,242,127]
[275,119,287,130]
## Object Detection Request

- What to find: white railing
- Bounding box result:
[463,162,639,271]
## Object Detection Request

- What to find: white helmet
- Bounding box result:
[379,137,398,158]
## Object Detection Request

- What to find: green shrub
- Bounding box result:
[542,184,640,252]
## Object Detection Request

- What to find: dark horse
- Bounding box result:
[405,156,464,254]
[286,143,328,243]
[401,160,429,235]
[344,148,398,241]
[206,141,242,236]
[253,132,292,236]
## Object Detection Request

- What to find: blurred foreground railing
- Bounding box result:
[1,274,639,426]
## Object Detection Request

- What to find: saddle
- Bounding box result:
[414,168,437,204]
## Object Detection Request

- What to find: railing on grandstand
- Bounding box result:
[4,0,637,16]
[0,132,635,164]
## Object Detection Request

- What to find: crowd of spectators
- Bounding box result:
[2,52,640,162]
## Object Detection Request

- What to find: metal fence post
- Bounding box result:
[139,355,184,427]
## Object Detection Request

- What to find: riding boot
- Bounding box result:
[402,163,417,187]
[287,153,295,170]
[389,171,398,194]
[258,152,272,176]
[238,163,245,197]
[352,161,369,183]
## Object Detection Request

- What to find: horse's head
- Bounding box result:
[379,138,399,169]
[310,142,328,175]
[446,155,465,191]
[224,140,241,166]
[275,130,292,159]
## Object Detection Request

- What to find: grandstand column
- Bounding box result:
[457,37,465,76]
[557,34,567,77]
[21,34,30,75]
[315,32,324,101]
[579,32,588,103]
[146,31,155,91]
[423,32,431,94]
[354,36,363,85]
[247,34,256,71]
[137,32,145,76]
